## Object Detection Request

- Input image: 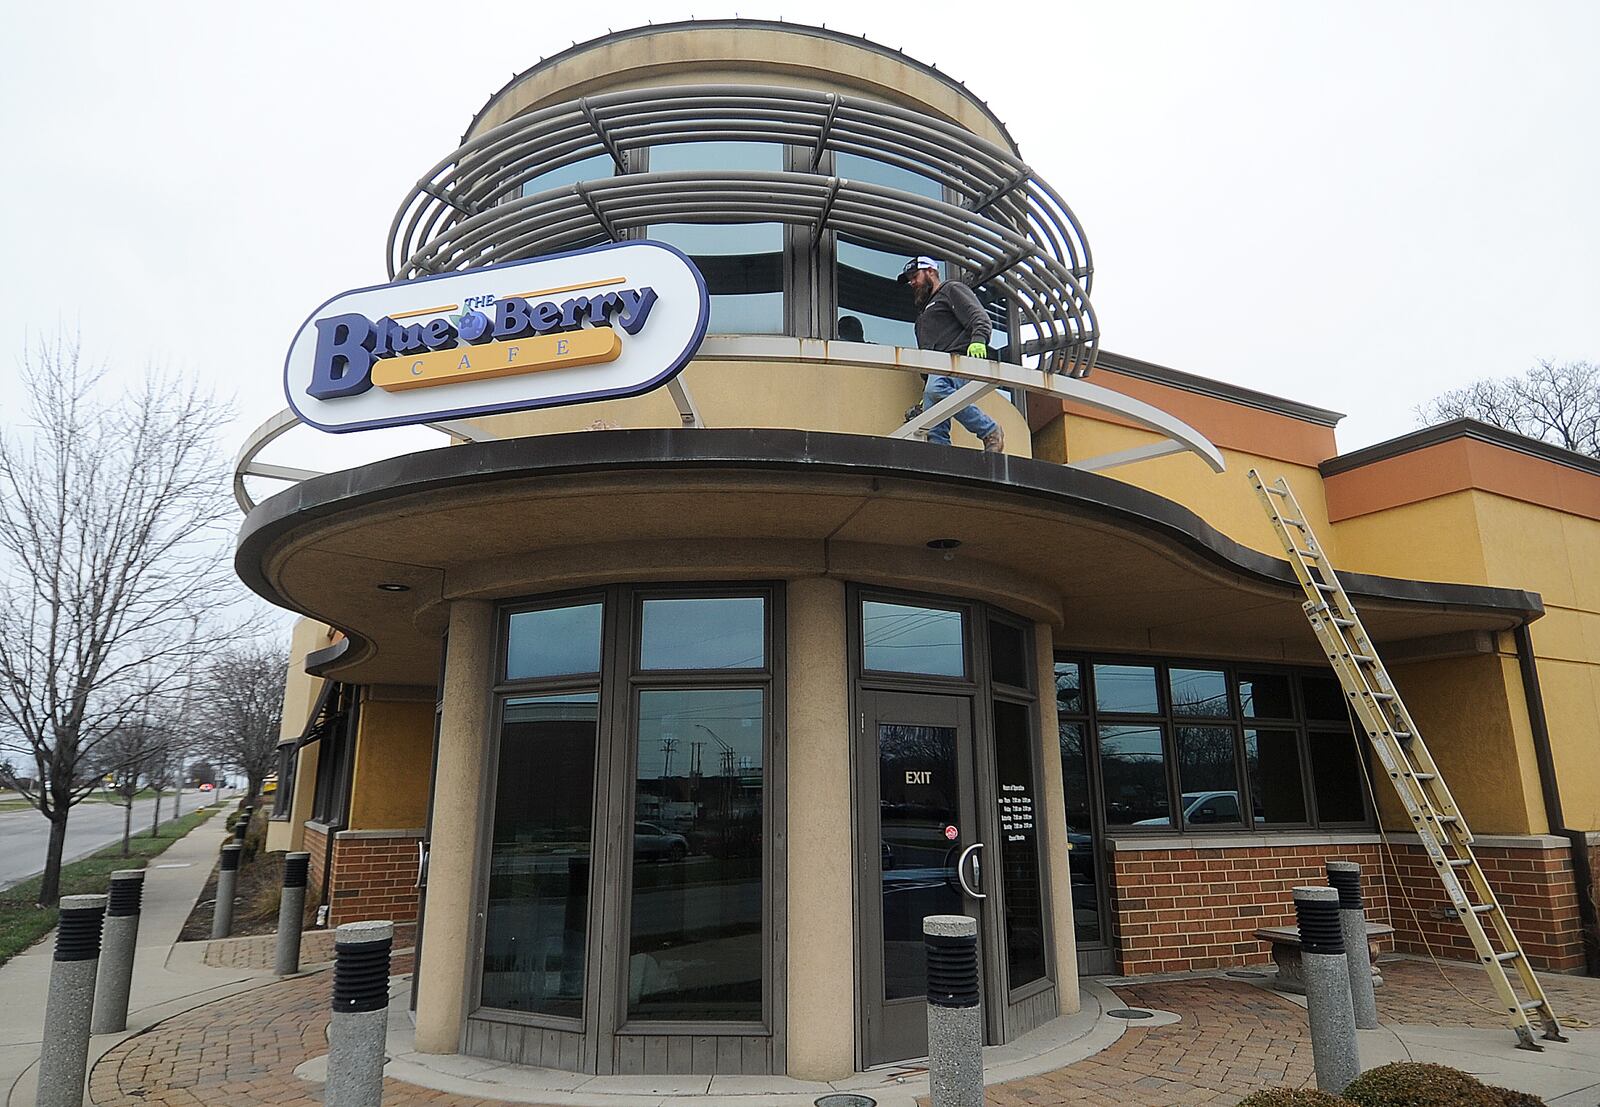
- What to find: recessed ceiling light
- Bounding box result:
[926,538,962,551]
[376,582,411,592]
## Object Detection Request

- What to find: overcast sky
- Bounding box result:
[2,1,1596,495]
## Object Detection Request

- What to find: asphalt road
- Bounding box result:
[0,789,226,892]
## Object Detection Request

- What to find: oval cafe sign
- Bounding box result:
[284,241,710,432]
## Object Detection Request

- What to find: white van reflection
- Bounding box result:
[1134,790,1248,826]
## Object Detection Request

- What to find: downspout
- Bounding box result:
[1514,622,1600,975]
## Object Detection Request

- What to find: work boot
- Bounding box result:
[982,426,1006,453]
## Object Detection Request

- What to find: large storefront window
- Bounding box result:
[629,688,765,1021]
[1056,656,1374,837]
[481,692,600,1018]
[479,586,777,1040]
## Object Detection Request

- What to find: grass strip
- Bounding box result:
[0,805,219,967]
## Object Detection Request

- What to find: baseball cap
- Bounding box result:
[897,256,939,283]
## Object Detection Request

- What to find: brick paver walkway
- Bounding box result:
[89,957,1600,1107]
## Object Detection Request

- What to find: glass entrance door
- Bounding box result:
[858,690,984,1066]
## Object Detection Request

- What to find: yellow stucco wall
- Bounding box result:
[1382,652,1548,835]
[267,618,336,853]
[347,693,434,831]
[1330,488,1600,833]
[473,357,1032,457]
[1042,411,1334,559]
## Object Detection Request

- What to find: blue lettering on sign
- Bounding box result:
[308,286,659,401]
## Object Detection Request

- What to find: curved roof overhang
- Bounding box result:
[236,430,1542,685]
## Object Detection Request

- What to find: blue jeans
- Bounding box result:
[922,374,997,445]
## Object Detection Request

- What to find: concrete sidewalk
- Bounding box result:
[0,808,276,1107]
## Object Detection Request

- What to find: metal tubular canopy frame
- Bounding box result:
[386,83,1100,377]
[239,81,1230,514]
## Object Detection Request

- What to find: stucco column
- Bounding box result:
[784,576,857,1080]
[1034,622,1081,1010]
[414,600,495,1053]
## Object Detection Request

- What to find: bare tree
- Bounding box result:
[91,719,171,856]
[1419,359,1600,457]
[0,335,234,905]
[204,639,287,802]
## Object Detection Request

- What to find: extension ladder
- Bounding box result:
[1248,468,1566,1051]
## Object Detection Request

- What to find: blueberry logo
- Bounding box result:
[457,309,491,342]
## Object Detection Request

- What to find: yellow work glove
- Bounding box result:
[966,342,988,359]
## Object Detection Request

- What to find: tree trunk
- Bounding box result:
[174,779,182,819]
[122,799,132,857]
[37,813,69,907]
[151,789,162,837]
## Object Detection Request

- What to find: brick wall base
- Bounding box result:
[1108,834,1586,976]
[325,829,423,927]
[303,823,329,901]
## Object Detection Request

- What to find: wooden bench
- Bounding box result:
[1253,921,1395,995]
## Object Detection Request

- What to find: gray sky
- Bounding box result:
[1,1,1596,487]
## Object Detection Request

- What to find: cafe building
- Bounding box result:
[248,19,1600,1081]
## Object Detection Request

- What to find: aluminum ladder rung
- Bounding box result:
[1247,466,1564,1050]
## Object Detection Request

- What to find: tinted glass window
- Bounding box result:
[645,145,787,335]
[1245,729,1307,825]
[649,222,784,334]
[651,141,784,174]
[836,239,925,346]
[506,603,603,680]
[993,700,1045,987]
[1301,675,1349,722]
[1094,664,1160,715]
[862,601,965,677]
[1058,721,1102,944]
[989,621,1029,689]
[629,688,764,1021]
[520,152,614,197]
[481,693,599,1018]
[639,596,765,671]
[1054,661,1084,716]
[1097,724,1170,827]
[1169,668,1231,718]
[1310,728,1367,822]
[835,152,944,201]
[974,282,1010,359]
[1174,726,1243,826]
[1238,672,1294,719]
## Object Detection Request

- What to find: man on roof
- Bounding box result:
[899,256,1005,453]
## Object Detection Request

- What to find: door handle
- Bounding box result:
[957,842,986,899]
[415,840,429,889]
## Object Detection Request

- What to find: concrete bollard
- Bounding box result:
[1326,860,1380,1030]
[37,894,106,1107]
[90,870,145,1034]
[233,809,251,844]
[1294,886,1361,1094]
[275,851,311,975]
[924,915,984,1107]
[212,843,242,939]
[326,920,394,1107]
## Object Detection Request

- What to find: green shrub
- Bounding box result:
[1488,1089,1546,1107]
[1344,1062,1503,1107]
[1237,1089,1356,1107]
